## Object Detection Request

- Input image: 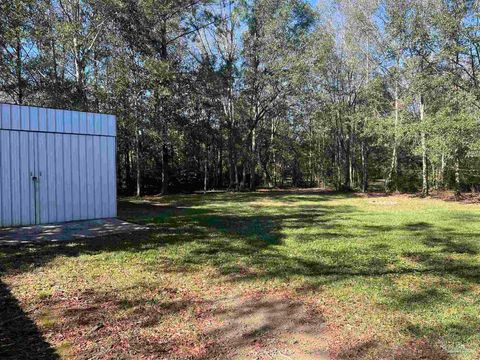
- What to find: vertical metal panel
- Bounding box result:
[0,131,10,227]
[18,132,28,224]
[19,131,34,225]
[0,108,6,227]
[34,107,43,131]
[106,137,113,216]
[28,107,39,131]
[54,133,65,222]
[102,114,110,136]
[1,104,11,128]
[63,135,73,221]
[31,133,39,224]
[108,137,117,216]
[71,135,81,220]
[0,130,2,227]
[11,105,20,130]
[47,108,56,132]
[109,115,116,137]
[64,110,72,133]
[72,112,80,133]
[10,131,21,225]
[21,106,29,130]
[93,136,102,218]
[55,110,64,133]
[79,112,87,134]
[38,132,49,224]
[86,136,95,219]
[79,135,88,219]
[46,133,56,223]
[97,114,103,135]
[93,113,100,135]
[87,113,95,134]
[100,137,108,217]
[18,131,26,224]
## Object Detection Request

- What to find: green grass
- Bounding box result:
[2,191,480,359]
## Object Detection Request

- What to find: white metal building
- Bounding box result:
[0,103,117,227]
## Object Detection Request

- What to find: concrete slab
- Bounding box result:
[0,218,148,245]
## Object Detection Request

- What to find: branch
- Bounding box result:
[166,20,216,46]
[86,20,106,54]
[58,0,73,23]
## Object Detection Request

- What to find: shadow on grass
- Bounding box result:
[1,192,480,285]
[0,192,479,279]
[0,280,58,359]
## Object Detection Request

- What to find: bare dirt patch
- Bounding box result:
[204,291,329,359]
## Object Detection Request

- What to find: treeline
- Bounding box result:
[1,0,480,195]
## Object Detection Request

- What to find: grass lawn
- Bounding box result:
[2,190,480,359]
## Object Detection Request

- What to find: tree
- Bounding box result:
[1,0,479,195]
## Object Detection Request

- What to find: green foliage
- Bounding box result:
[1,0,479,194]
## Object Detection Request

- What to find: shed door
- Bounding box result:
[35,133,116,224]
[0,130,37,227]
[36,132,88,224]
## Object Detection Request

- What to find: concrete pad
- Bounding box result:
[0,218,149,245]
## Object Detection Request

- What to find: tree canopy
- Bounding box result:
[1,0,479,195]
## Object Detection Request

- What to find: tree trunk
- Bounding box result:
[241,164,246,190]
[361,140,368,192]
[217,143,223,188]
[271,118,277,187]
[93,50,100,112]
[439,153,445,189]
[386,78,399,192]
[51,38,58,82]
[344,132,351,189]
[228,129,236,189]
[335,128,342,190]
[135,124,141,197]
[225,83,237,190]
[349,123,355,189]
[16,36,23,104]
[204,144,208,194]
[386,55,402,192]
[249,127,256,191]
[420,95,428,197]
[159,20,170,195]
[161,125,169,195]
[126,147,133,191]
[454,151,461,197]
[73,35,86,109]
[308,120,313,186]
[235,162,239,190]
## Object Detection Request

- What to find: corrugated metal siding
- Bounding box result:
[0,103,116,227]
[0,104,116,136]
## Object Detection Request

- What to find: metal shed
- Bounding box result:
[0,103,117,227]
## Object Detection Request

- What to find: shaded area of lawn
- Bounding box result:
[0,279,58,359]
[1,191,480,358]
